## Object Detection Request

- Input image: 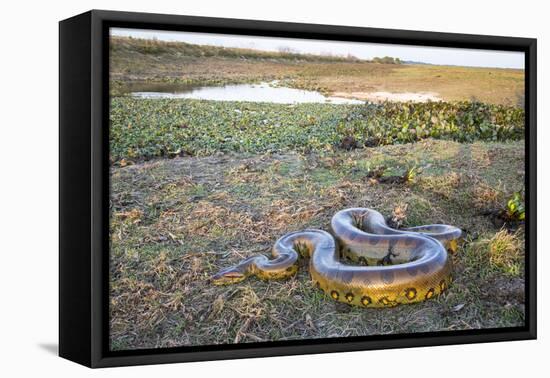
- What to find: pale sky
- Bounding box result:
[111,28,524,69]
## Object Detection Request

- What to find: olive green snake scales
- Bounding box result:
[211,208,461,307]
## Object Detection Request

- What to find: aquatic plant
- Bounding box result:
[110,98,524,163]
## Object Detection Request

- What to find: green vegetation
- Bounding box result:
[110,98,524,163]
[506,192,526,221]
[404,164,421,184]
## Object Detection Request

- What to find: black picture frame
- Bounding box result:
[59,9,537,368]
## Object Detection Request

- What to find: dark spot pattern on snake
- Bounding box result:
[361,296,372,306]
[405,288,417,300]
[425,288,435,299]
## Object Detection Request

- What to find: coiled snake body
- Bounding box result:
[212,208,461,307]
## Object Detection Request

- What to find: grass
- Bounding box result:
[110,138,525,350]
[487,229,525,276]
[110,36,524,105]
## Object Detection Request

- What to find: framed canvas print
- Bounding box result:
[59,10,537,368]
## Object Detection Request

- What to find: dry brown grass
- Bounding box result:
[418,171,463,199]
[472,183,504,210]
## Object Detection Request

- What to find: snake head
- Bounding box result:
[210,266,247,285]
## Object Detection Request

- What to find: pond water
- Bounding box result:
[129,82,363,104]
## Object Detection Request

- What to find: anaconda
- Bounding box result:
[211,208,461,307]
